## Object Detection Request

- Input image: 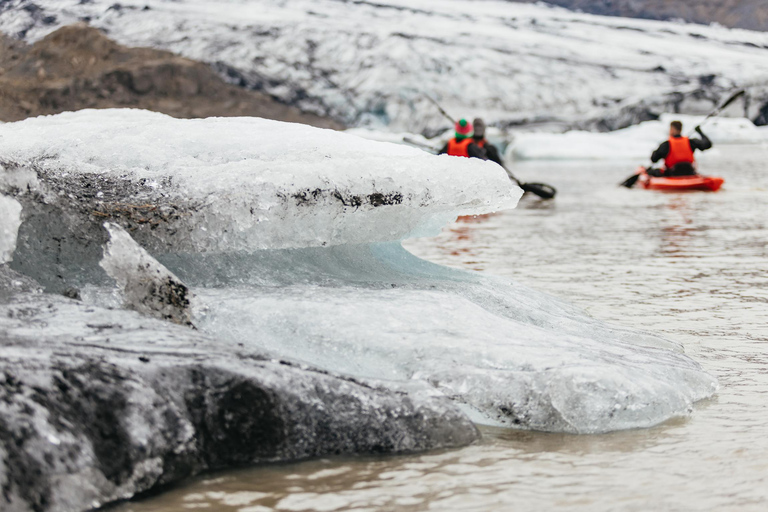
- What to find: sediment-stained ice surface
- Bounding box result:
[101,222,195,325]
[0,110,717,434]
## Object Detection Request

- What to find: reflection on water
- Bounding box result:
[116,147,768,512]
[659,196,694,256]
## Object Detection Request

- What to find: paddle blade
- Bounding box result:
[620,173,641,188]
[521,182,557,199]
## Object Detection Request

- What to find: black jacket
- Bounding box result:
[651,131,712,164]
[478,140,504,167]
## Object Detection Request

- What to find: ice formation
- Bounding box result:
[0,268,478,512]
[0,110,717,434]
[0,109,519,255]
[101,222,194,325]
[508,115,768,161]
[185,243,716,433]
[2,0,768,132]
[0,194,22,263]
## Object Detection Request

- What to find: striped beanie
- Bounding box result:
[454,118,473,139]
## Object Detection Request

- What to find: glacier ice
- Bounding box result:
[0,266,478,512]
[508,115,768,161]
[0,194,22,263]
[0,109,519,254]
[2,0,768,132]
[181,243,715,434]
[0,110,717,434]
[101,222,194,326]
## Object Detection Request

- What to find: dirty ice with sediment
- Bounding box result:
[0,110,717,434]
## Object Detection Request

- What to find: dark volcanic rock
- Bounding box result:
[0,266,478,512]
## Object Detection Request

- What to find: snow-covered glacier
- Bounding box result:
[0,110,717,434]
[2,0,768,132]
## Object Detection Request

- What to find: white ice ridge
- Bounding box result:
[2,0,768,132]
[101,222,194,326]
[508,115,768,161]
[0,194,22,263]
[0,109,520,252]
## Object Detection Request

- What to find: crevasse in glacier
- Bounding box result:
[0,109,717,434]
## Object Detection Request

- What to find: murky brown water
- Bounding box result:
[116,146,768,512]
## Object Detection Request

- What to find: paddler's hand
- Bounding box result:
[695,126,704,135]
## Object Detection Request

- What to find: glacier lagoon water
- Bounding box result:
[113,145,768,511]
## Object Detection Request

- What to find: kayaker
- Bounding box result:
[438,119,486,159]
[649,121,712,176]
[471,118,504,167]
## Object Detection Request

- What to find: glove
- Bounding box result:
[695,126,704,135]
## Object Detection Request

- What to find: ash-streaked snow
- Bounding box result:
[2,0,768,132]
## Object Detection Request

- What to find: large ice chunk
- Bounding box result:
[0,273,478,512]
[176,243,717,434]
[101,222,194,326]
[0,109,520,254]
[0,110,716,434]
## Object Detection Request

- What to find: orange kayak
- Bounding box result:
[637,168,724,192]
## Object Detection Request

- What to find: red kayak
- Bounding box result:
[637,167,724,192]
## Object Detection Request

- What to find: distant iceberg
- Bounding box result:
[0,109,717,434]
[508,115,768,161]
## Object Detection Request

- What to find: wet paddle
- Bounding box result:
[422,95,557,199]
[620,89,746,188]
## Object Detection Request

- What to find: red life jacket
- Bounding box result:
[665,136,695,169]
[447,138,473,157]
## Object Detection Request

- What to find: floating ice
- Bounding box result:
[0,194,22,263]
[0,110,717,434]
[0,109,519,255]
[101,222,194,326]
[508,115,768,161]
[180,243,717,434]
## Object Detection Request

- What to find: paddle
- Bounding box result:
[620,89,746,188]
[422,95,557,199]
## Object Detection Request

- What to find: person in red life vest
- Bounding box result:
[438,119,486,159]
[471,118,504,167]
[649,120,712,176]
